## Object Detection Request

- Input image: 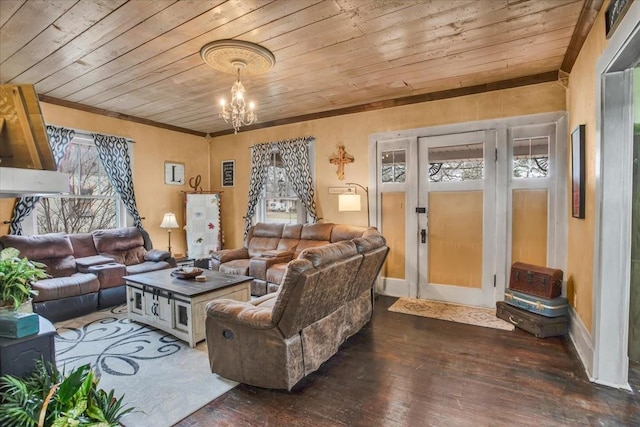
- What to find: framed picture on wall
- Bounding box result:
[221,160,235,187]
[571,125,586,219]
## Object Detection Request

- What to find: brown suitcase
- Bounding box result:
[496,302,568,338]
[509,262,563,299]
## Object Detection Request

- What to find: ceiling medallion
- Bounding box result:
[200,40,275,133]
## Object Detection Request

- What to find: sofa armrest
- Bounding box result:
[75,255,116,273]
[211,247,249,263]
[206,299,274,329]
[249,255,293,280]
[144,249,171,262]
[88,262,126,289]
[261,250,293,258]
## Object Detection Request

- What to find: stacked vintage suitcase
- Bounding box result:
[496,262,569,338]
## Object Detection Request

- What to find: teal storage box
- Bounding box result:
[0,312,40,338]
[504,288,568,317]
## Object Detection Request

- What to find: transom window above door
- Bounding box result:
[513,136,549,178]
[428,142,484,182]
[381,149,406,183]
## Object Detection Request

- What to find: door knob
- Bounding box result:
[420,229,426,243]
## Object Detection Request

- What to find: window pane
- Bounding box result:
[381,150,406,183]
[259,150,304,224]
[513,136,549,178]
[36,139,118,234]
[264,198,299,224]
[428,143,484,182]
[36,197,117,234]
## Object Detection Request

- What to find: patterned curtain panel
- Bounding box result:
[276,137,318,223]
[244,143,272,234]
[8,125,74,235]
[92,134,144,231]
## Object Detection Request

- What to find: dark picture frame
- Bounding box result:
[571,125,586,219]
[221,160,235,187]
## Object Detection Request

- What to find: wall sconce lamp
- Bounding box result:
[160,212,179,255]
[338,182,370,227]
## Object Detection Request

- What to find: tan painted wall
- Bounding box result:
[565,6,611,332]
[210,82,566,250]
[0,103,210,257]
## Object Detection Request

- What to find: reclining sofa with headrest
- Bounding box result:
[205,230,388,390]
[0,227,175,322]
[210,222,380,296]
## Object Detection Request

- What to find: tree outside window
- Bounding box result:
[36,139,118,234]
[261,151,302,224]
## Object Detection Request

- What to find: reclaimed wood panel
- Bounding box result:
[0,0,26,28]
[0,0,74,64]
[1,0,592,134]
[1,0,128,81]
[11,0,176,85]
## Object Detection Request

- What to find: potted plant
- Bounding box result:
[0,247,48,312]
[0,360,134,427]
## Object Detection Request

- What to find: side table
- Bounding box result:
[0,315,56,378]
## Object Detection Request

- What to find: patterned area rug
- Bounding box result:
[55,305,237,427]
[388,298,515,331]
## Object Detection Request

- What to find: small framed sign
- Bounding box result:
[164,161,185,185]
[221,160,235,187]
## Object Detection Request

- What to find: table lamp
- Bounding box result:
[160,212,179,255]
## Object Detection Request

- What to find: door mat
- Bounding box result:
[388,297,515,331]
[55,305,236,427]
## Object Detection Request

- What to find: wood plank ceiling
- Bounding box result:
[0,0,601,137]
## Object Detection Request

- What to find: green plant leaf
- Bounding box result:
[56,364,90,405]
[0,375,40,427]
[1,360,133,427]
[85,405,107,422]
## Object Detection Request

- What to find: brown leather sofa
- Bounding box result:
[0,227,175,322]
[210,222,379,296]
[205,231,388,390]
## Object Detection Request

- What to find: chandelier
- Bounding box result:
[200,40,275,133]
[219,62,256,133]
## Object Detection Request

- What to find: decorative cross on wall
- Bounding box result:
[329,145,354,180]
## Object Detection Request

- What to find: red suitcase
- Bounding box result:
[509,262,563,299]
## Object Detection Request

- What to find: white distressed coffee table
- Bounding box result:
[124,269,251,347]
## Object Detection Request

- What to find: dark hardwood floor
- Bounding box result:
[176,296,640,427]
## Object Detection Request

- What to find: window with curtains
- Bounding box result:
[34,135,121,234]
[256,149,306,224]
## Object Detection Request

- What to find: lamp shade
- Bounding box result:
[160,212,179,229]
[338,194,361,212]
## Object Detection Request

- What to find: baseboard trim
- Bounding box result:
[568,306,595,381]
[377,277,409,298]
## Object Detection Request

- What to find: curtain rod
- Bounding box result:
[248,135,314,149]
[49,125,135,144]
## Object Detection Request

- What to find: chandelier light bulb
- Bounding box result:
[249,101,255,109]
[220,99,226,106]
